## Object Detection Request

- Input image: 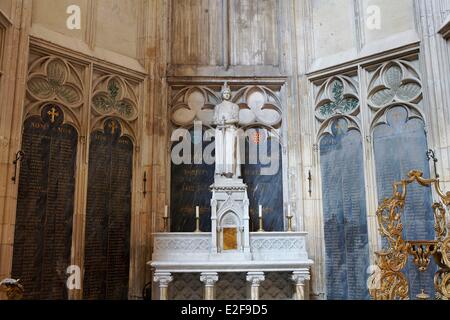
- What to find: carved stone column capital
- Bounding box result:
[200,272,219,287]
[292,270,310,300]
[246,272,265,287]
[291,270,310,284]
[154,272,173,287]
[153,272,173,300]
[246,272,265,300]
[200,272,219,300]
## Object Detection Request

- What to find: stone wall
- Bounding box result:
[0,0,450,300]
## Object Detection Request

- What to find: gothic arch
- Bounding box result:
[25,56,85,132]
[219,210,242,228]
[316,115,361,143]
[24,101,82,134]
[218,210,242,252]
[370,102,426,132]
[314,73,370,299]
[368,61,436,298]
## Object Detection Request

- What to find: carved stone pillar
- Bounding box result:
[153,272,173,300]
[291,271,310,300]
[416,0,450,191]
[246,272,265,300]
[200,272,219,300]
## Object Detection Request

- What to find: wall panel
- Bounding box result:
[230,0,279,66]
[171,0,223,66]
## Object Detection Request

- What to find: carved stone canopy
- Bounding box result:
[170,85,283,129]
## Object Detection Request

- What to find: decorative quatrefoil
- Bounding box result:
[171,88,217,126]
[369,62,422,108]
[92,78,137,121]
[27,58,82,105]
[315,77,360,121]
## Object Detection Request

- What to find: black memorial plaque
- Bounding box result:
[83,119,133,300]
[320,119,370,300]
[243,129,283,231]
[373,106,435,299]
[171,128,214,232]
[170,128,284,232]
[12,105,78,299]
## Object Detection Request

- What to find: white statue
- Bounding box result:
[214,83,241,179]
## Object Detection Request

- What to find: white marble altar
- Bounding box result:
[150,231,313,300]
[150,83,313,300]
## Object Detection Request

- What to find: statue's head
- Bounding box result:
[221,82,232,101]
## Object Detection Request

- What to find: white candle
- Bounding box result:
[288,204,291,217]
[259,205,263,218]
[164,205,168,218]
[196,206,200,219]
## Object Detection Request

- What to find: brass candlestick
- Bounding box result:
[287,215,294,232]
[195,216,201,233]
[258,216,264,232]
[162,217,169,232]
[416,289,430,300]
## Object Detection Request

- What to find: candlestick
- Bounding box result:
[195,206,201,233]
[258,205,264,232]
[162,205,169,232]
[417,289,430,300]
[163,217,169,232]
[287,204,294,232]
[287,215,293,232]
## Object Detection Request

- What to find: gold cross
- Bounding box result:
[47,107,59,123]
[109,121,117,134]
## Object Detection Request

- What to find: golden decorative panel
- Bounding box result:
[223,227,238,251]
[371,171,450,300]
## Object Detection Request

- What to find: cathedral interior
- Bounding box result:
[1,0,450,301]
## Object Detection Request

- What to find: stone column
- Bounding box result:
[416,0,450,192]
[153,272,173,300]
[246,272,265,300]
[291,271,310,300]
[200,272,219,300]
[0,0,32,284]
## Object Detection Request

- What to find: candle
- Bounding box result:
[259,205,263,218]
[196,206,200,219]
[164,205,168,218]
[288,204,291,217]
